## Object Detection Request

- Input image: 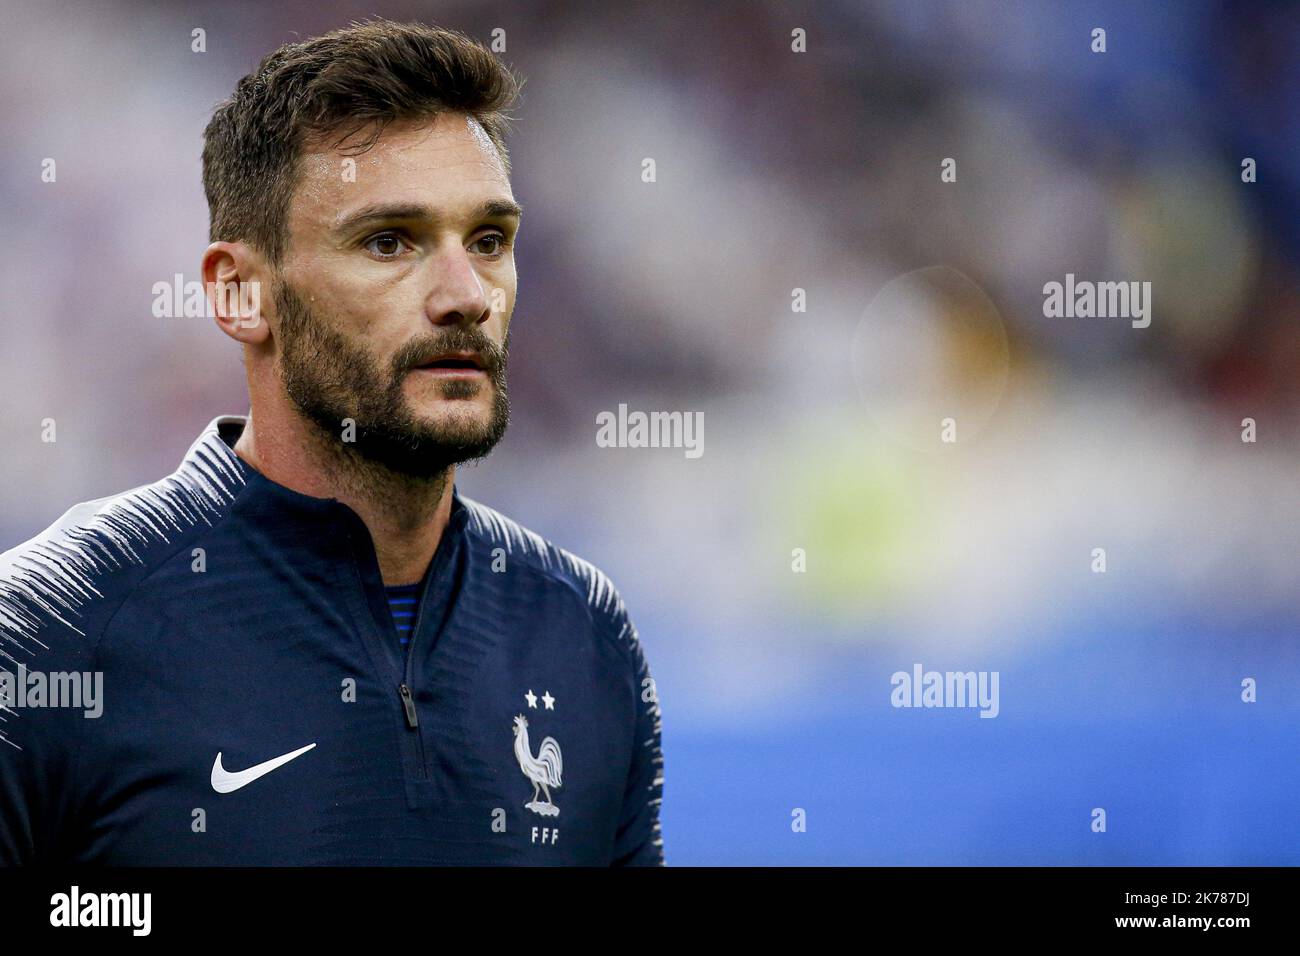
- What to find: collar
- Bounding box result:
[184,414,470,538]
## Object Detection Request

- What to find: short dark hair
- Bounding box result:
[202,20,521,264]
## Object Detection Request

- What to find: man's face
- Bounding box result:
[271,112,520,477]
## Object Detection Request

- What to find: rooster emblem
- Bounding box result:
[512,714,562,817]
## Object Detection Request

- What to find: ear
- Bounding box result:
[202,242,271,346]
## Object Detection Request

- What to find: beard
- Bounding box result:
[273,278,510,479]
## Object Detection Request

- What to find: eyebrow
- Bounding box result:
[334,198,523,232]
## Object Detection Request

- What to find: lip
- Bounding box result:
[410,366,487,378]
[409,351,489,376]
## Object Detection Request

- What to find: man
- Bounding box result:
[0,20,663,865]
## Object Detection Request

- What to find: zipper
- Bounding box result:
[340,498,462,785]
[398,682,419,728]
[339,516,431,782]
[398,551,438,739]
[390,567,433,777]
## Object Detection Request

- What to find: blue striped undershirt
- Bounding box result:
[385,581,422,647]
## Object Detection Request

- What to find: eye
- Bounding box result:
[471,233,509,257]
[363,233,408,260]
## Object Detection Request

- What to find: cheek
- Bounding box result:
[492,277,517,329]
[317,277,380,325]
[482,257,516,304]
[315,276,417,356]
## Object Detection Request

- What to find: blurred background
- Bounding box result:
[1,0,1297,863]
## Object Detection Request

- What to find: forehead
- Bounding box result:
[291,113,513,229]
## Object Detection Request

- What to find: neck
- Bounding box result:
[233,406,454,586]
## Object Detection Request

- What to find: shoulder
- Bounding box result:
[457,494,641,653]
[0,451,244,660]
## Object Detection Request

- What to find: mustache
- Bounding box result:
[392,329,508,376]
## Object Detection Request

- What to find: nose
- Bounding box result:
[424,243,491,328]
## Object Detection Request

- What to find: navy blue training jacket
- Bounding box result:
[0,416,664,865]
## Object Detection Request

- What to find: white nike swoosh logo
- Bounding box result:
[210,743,317,793]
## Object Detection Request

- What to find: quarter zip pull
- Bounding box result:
[398,683,419,728]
